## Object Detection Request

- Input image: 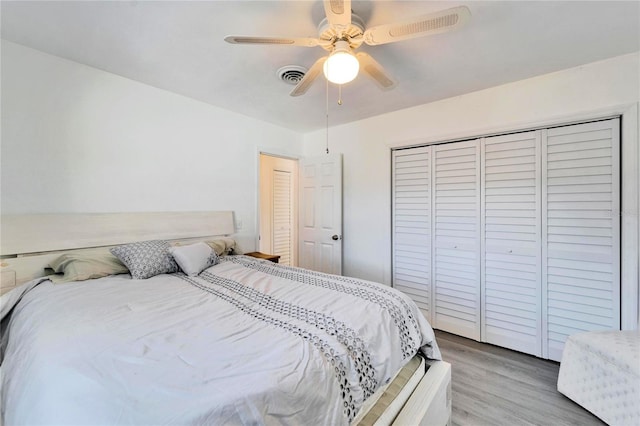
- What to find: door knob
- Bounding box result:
[332,235,341,241]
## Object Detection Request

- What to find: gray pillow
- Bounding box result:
[47,252,129,284]
[205,238,236,256]
[110,240,179,279]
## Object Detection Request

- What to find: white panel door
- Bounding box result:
[432,140,481,340]
[392,146,433,321]
[481,131,542,356]
[542,119,621,361]
[299,154,343,275]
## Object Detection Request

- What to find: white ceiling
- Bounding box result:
[2,1,639,133]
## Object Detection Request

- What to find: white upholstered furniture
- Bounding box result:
[557,330,640,425]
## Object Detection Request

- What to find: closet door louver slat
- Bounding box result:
[542,119,621,361]
[432,140,481,339]
[392,147,433,320]
[481,131,542,356]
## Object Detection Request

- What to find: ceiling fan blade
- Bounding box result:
[290,57,327,97]
[363,6,470,46]
[224,35,319,47]
[356,52,396,91]
[323,0,351,27]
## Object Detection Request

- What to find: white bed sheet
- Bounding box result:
[1,255,440,425]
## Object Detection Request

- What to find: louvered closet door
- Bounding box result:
[392,147,433,321]
[481,131,542,356]
[432,140,481,339]
[542,119,621,361]
[273,169,293,265]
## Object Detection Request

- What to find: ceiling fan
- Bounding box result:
[225,0,470,97]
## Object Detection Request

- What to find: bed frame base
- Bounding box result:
[392,360,452,426]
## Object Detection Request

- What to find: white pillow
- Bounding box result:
[169,242,219,276]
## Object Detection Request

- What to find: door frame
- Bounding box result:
[256,149,300,266]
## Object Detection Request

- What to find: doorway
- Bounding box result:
[259,153,298,266]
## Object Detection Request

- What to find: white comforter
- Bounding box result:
[1,255,440,425]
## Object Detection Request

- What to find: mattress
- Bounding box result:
[1,255,441,425]
[557,330,640,426]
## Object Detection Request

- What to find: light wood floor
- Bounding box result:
[435,330,606,426]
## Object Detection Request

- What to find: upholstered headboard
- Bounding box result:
[0,211,235,293]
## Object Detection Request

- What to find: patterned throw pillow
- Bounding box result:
[110,240,179,279]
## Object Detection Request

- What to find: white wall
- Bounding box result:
[1,41,303,251]
[2,41,638,324]
[303,52,639,326]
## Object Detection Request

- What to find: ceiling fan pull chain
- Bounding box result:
[338,84,343,105]
[325,75,330,154]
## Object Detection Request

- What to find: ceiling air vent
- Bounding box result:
[277,66,307,85]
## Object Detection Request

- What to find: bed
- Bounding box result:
[0,212,451,425]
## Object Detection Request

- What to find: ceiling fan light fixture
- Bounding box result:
[323,40,359,85]
[226,3,471,96]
